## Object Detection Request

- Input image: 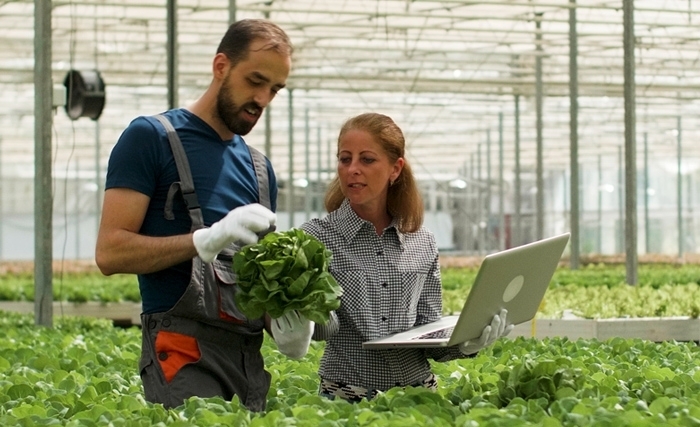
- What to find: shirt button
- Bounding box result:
[381,316,387,321]
[162,319,171,327]
[158,352,168,361]
[377,250,383,256]
[381,283,388,288]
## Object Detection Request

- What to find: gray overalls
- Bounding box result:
[138,114,272,411]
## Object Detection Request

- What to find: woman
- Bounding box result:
[301,112,512,402]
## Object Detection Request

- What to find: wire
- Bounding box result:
[52,0,81,317]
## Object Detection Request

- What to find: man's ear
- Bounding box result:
[212,53,230,80]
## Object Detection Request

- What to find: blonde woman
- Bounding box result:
[299,113,513,402]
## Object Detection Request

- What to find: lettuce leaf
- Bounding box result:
[232,228,343,324]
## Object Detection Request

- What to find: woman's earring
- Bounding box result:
[389,180,394,187]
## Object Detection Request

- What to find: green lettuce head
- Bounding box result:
[232,228,343,324]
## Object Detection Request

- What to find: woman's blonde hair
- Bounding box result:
[325,112,423,233]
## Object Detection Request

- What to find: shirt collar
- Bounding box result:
[332,199,405,248]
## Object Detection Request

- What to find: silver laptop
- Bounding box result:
[362,232,570,349]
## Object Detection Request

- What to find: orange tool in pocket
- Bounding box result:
[155,331,201,383]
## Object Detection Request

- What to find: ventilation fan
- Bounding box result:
[63,70,106,120]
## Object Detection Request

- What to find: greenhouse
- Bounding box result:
[3,0,700,260]
[0,1,699,426]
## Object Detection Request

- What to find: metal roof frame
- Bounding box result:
[2,0,700,181]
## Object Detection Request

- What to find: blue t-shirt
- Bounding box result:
[105,108,277,314]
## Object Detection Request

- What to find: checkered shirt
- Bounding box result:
[303,199,467,392]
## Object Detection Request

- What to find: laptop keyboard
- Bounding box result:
[412,326,455,340]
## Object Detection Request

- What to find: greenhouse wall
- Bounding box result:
[1,160,699,260]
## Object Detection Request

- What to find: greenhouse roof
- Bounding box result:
[2,0,700,182]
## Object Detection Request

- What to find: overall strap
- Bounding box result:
[247,145,271,210]
[152,114,205,231]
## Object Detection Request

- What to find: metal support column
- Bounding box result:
[677,116,683,257]
[327,125,333,178]
[514,95,522,246]
[535,12,545,241]
[486,129,492,251]
[34,0,53,327]
[623,0,638,285]
[498,112,505,251]
[687,165,695,253]
[618,146,624,253]
[262,2,271,158]
[167,0,178,109]
[569,0,580,268]
[317,125,322,211]
[75,158,81,258]
[644,132,650,254]
[94,121,101,232]
[477,143,485,252]
[597,154,603,254]
[228,0,237,24]
[304,108,311,222]
[287,90,295,227]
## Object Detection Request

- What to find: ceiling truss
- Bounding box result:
[1,0,700,183]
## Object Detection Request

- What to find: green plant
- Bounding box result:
[233,228,343,324]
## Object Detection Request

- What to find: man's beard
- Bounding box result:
[216,78,259,136]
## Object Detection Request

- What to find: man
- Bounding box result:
[95,19,312,411]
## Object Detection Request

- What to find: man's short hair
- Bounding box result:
[217,19,293,66]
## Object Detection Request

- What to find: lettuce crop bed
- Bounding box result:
[442,264,700,319]
[1,311,699,426]
[0,272,140,303]
[2,263,700,319]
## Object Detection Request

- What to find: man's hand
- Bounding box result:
[459,308,514,355]
[271,310,314,360]
[192,203,276,263]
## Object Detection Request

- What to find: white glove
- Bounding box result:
[192,203,276,263]
[459,308,514,355]
[271,310,314,360]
